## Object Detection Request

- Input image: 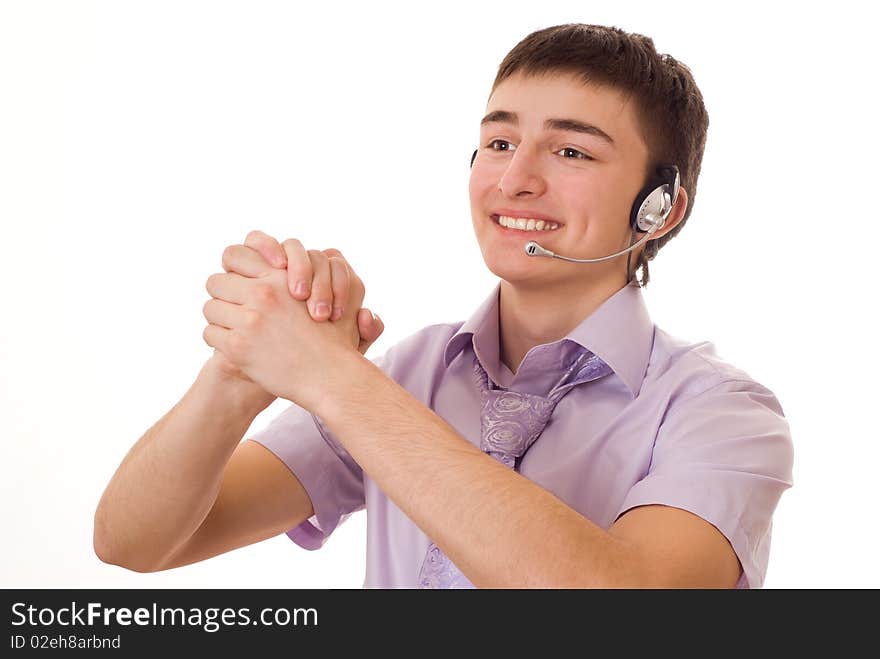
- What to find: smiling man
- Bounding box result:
[95,24,793,588]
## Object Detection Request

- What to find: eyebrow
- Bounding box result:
[480,109,615,146]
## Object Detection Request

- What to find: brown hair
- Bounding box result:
[490,24,709,287]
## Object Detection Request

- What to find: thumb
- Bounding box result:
[356,308,384,353]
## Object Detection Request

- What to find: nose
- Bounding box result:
[497,144,547,198]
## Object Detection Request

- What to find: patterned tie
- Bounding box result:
[417,348,613,588]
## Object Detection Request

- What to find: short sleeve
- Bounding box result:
[615,379,794,588]
[248,350,389,551]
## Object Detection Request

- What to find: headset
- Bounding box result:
[469,148,680,282]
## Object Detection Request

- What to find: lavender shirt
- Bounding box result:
[250,280,794,588]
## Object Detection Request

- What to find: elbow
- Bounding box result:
[94,543,161,574]
[92,512,115,565]
[92,516,161,574]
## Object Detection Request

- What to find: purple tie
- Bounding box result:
[417,349,613,588]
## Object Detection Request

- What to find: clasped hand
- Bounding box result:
[201,230,384,411]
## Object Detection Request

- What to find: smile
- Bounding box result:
[491,215,561,232]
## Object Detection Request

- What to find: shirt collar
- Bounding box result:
[443,280,654,398]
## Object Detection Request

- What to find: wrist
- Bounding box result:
[309,349,371,420]
[199,357,276,418]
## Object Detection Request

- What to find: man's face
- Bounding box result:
[469,71,652,290]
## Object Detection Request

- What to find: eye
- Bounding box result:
[557,147,594,161]
[487,139,515,152]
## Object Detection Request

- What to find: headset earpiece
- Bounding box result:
[630,164,680,233]
[470,149,478,168]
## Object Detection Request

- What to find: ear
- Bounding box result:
[650,185,689,242]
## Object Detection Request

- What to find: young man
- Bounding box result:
[95,24,793,588]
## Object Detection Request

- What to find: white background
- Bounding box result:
[1,0,876,588]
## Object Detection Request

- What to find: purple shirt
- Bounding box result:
[251,280,794,588]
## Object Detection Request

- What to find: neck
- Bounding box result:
[498,273,630,375]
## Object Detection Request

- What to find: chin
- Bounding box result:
[481,249,554,286]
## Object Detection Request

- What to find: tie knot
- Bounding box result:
[471,352,612,462]
[472,357,568,459]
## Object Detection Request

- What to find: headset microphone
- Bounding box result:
[523,207,664,263]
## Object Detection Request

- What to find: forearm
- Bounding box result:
[315,355,643,588]
[93,360,268,572]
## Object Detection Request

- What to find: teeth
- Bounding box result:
[496,215,559,231]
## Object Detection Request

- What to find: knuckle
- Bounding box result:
[205,273,219,294]
[202,299,212,317]
[227,332,246,359]
[241,309,261,330]
[245,230,267,244]
[282,237,303,249]
[202,325,211,345]
[253,283,277,304]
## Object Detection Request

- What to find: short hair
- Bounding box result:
[490,24,709,287]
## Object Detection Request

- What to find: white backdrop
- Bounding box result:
[1,0,875,588]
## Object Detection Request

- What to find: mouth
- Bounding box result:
[490,214,563,234]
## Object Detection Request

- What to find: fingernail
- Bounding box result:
[315,302,331,317]
[295,281,309,297]
[331,306,343,321]
[370,310,378,323]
